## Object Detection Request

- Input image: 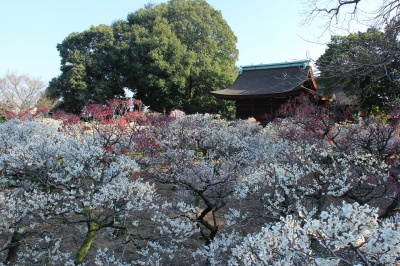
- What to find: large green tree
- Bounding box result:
[125,0,238,115]
[316,24,400,110]
[47,24,127,113]
[47,0,238,116]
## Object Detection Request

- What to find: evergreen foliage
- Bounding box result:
[47,0,238,117]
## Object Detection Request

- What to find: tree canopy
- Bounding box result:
[0,71,46,116]
[316,24,400,110]
[302,0,400,111]
[47,24,127,114]
[47,0,238,116]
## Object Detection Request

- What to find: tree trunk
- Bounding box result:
[74,217,100,265]
[5,229,21,264]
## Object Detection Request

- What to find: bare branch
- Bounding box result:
[0,71,46,113]
[302,0,400,32]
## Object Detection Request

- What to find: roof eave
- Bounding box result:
[210,88,307,100]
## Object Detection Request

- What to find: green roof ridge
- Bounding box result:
[240,60,310,72]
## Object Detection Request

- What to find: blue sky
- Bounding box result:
[0,0,367,85]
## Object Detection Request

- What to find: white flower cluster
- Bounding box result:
[229,215,311,265]
[0,118,156,264]
[94,248,131,266]
[15,237,75,266]
[306,202,400,265]
[200,202,400,265]
[0,112,399,264]
[235,137,390,218]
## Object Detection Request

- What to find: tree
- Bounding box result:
[114,16,195,114]
[123,0,238,116]
[148,114,262,246]
[0,118,156,264]
[316,26,400,110]
[203,202,400,265]
[302,0,400,111]
[47,24,128,114]
[0,71,45,115]
[47,0,238,117]
[1,107,400,264]
[271,97,400,217]
[35,91,58,112]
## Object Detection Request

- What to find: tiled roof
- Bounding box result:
[211,60,317,99]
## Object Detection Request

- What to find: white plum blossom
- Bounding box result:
[225,202,400,265]
[0,110,399,264]
[0,118,156,264]
[305,202,400,265]
[229,215,311,265]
